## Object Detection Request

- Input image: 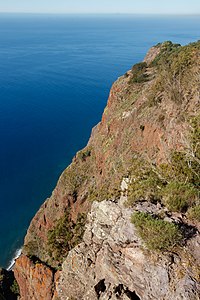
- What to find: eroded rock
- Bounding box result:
[14,255,58,300]
[57,199,200,300]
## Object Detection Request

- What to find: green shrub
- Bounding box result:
[24,239,40,257]
[10,280,20,296]
[47,212,86,264]
[127,158,165,205]
[130,62,149,83]
[88,184,121,202]
[160,148,200,190]
[127,123,200,213]
[151,41,181,67]
[131,212,183,250]
[149,41,200,105]
[162,181,199,212]
[187,206,200,222]
[171,151,199,186]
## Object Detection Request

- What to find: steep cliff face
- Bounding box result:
[14,255,57,300]
[14,41,200,299]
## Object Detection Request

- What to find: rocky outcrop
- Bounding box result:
[14,255,59,300]
[14,41,200,299]
[143,44,161,65]
[57,192,200,300]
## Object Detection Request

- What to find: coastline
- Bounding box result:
[7,248,22,271]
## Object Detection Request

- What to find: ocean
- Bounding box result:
[0,13,199,268]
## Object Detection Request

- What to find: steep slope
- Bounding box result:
[14,41,200,299]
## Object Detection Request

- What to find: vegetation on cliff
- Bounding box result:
[148,41,200,106]
[20,41,200,281]
[0,269,18,300]
[131,212,183,250]
[130,114,199,250]
[130,62,149,83]
[47,212,86,266]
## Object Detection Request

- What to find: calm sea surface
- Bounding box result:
[0,14,199,268]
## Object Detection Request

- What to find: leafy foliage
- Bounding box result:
[47,212,86,265]
[127,115,200,220]
[148,41,200,105]
[127,158,165,205]
[151,41,181,67]
[130,62,149,83]
[88,184,121,202]
[160,151,199,185]
[162,182,199,212]
[131,212,183,250]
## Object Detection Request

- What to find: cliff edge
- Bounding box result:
[14,41,200,299]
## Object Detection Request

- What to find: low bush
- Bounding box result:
[130,62,149,83]
[131,212,183,250]
[127,124,200,215]
[187,205,200,222]
[127,158,165,206]
[151,41,181,68]
[149,41,200,105]
[88,184,121,202]
[47,212,86,264]
[162,181,199,213]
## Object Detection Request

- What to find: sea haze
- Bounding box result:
[0,13,199,268]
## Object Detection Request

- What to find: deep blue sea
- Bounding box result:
[0,13,199,268]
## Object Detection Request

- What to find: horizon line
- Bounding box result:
[0,12,200,16]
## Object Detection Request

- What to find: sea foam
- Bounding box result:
[7,248,22,271]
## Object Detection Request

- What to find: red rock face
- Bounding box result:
[14,255,57,300]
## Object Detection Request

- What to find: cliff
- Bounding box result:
[14,41,200,299]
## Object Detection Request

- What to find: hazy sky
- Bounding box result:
[0,0,200,14]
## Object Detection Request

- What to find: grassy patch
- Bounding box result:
[131,212,183,250]
[88,184,121,202]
